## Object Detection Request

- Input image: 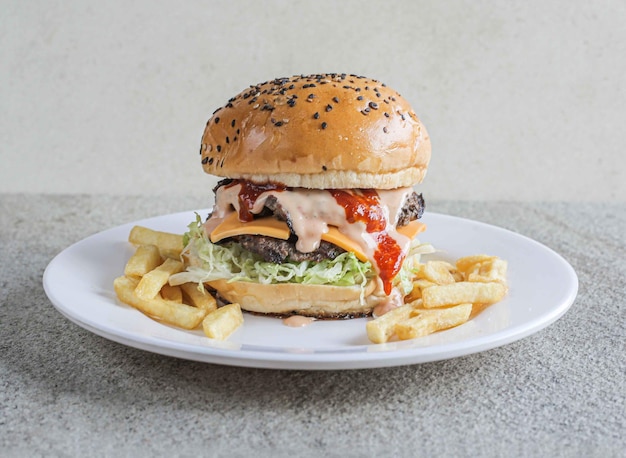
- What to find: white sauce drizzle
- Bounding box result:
[282,315,315,327]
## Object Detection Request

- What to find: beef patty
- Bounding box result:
[233,234,346,263]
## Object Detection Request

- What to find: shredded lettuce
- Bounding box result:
[170,214,373,291]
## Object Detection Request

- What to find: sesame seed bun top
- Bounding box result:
[199,73,431,189]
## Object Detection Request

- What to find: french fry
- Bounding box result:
[128,226,184,259]
[181,283,217,314]
[115,225,244,341]
[202,303,244,340]
[456,255,496,272]
[124,244,162,278]
[394,303,472,340]
[457,256,508,284]
[114,275,207,329]
[366,303,417,344]
[135,258,185,300]
[404,278,436,302]
[451,271,464,282]
[421,261,457,285]
[404,289,422,303]
[161,284,183,303]
[421,281,507,308]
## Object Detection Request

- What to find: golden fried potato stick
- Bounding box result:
[128,226,184,259]
[114,276,207,329]
[161,284,183,303]
[394,303,472,340]
[420,260,457,285]
[366,303,417,344]
[181,283,218,314]
[202,303,244,340]
[457,255,508,284]
[134,258,184,300]
[124,244,162,278]
[421,282,507,309]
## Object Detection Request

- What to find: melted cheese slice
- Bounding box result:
[210,213,290,242]
[210,212,426,262]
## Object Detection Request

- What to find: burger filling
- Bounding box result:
[171,179,431,300]
[225,183,424,264]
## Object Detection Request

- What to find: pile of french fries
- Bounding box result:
[113,226,243,340]
[366,256,508,343]
[113,226,508,345]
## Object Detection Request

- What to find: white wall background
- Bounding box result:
[2,0,624,201]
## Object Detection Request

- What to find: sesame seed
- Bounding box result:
[275,121,284,127]
[231,119,236,127]
[326,104,333,112]
[384,112,390,118]
[322,165,327,171]
[201,157,208,164]
[333,97,339,103]
[369,102,378,110]
[321,122,327,129]
[383,127,388,133]
[215,117,220,124]
[313,112,320,119]
[357,96,363,101]
[226,136,230,144]
[216,145,222,152]
[208,157,214,164]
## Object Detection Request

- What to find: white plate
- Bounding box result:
[43,210,578,370]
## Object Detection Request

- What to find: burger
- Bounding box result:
[171,73,432,318]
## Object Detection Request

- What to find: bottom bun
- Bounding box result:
[207,279,380,318]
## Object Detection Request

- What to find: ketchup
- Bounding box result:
[373,232,405,295]
[330,189,405,295]
[330,189,386,232]
[225,179,285,221]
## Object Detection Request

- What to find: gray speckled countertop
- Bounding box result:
[1,195,624,457]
